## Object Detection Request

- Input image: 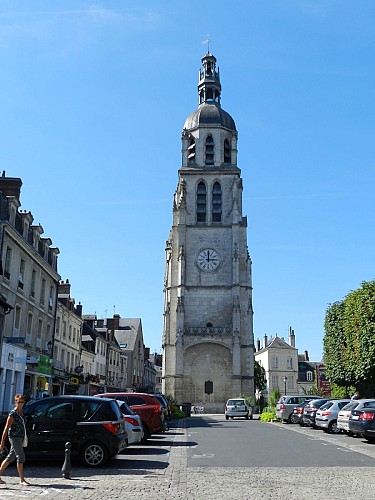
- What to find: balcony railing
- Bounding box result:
[184,325,232,335]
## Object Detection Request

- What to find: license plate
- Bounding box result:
[351,415,359,420]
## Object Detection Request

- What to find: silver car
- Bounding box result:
[225,398,253,420]
[315,399,351,433]
[117,401,144,445]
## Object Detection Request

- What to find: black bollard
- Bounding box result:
[61,441,72,479]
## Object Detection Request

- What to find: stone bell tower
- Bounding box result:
[162,52,254,412]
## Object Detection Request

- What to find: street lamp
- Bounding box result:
[282,376,288,396]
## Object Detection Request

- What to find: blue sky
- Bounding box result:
[1,1,374,361]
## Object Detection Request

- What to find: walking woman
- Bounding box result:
[0,394,30,486]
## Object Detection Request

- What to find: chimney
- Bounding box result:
[304,350,309,361]
[289,327,295,348]
[113,314,120,331]
[256,339,261,352]
[263,334,268,349]
[58,279,71,297]
[0,175,22,201]
[76,302,83,318]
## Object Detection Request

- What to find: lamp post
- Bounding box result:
[282,376,288,396]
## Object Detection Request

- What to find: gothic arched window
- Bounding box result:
[205,135,214,165]
[212,181,222,222]
[196,182,207,223]
[188,137,196,164]
[224,139,231,164]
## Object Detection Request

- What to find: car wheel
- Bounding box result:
[347,430,354,437]
[289,414,299,424]
[225,415,229,420]
[365,437,375,444]
[82,442,108,467]
[328,420,341,434]
[141,424,151,444]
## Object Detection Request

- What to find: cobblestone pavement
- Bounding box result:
[0,417,374,499]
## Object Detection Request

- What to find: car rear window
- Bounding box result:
[363,401,375,409]
[227,399,245,406]
[319,402,334,410]
[127,396,147,406]
[341,401,358,410]
[95,401,122,421]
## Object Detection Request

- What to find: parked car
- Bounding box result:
[225,398,253,420]
[276,395,322,423]
[0,395,127,467]
[337,400,361,434]
[116,401,144,445]
[301,398,332,427]
[97,393,163,443]
[290,400,316,425]
[315,399,351,434]
[348,400,375,439]
[149,394,170,430]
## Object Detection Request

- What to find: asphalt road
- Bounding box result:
[185,415,375,467]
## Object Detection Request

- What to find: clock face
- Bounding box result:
[197,248,221,272]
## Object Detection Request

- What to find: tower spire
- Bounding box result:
[198,52,221,106]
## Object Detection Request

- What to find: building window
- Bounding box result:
[271,355,278,369]
[49,286,53,311]
[14,305,21,337]
[4,246,12,280]
[287,378,294,390]
[63,321,67,339]
[40,279,46,306]
[307,371,313,382]
[30,270,36,298]
[271,374,278,388]
[188,136,195,164]
[196,181,207,223]
[212,181,222,222]
[224,139,231,163]
[287,358,293,369]
[18,259,25,289]
[56,317,60,336]
[205,135,214,165]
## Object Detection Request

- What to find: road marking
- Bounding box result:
[191,453,214,458]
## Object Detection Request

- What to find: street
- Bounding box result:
[0,415,375,499]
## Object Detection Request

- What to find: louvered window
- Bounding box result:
[188,137,196,164]
[196,182,207,223]
[205,136,214,165]
[224,139,231,163]
[212,182,222,222]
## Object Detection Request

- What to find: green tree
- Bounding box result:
[269,387,281,409]
[254,360,266,391]
[323,280,375,392]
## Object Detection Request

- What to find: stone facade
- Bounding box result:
[162,53,254,412]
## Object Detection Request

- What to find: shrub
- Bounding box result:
[171,405,185,419]
[259,409,278,422]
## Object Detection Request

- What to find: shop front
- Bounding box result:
[0,342,27,413]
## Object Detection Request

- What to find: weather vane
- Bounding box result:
[202,34,211,53]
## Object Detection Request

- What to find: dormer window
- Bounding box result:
[224,139,231,163]
[196,182,206,223]
[205,135,214,165]
[212,182,222,223]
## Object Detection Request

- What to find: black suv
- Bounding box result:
[1,395,127,467]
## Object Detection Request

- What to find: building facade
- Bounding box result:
[255,329,299,399]
[162,53,254,411]
[0,174,59,410]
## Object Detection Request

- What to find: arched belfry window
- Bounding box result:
[188,137,196,164]
[196,182,207,223]
[224,139,231,164]
[212,182,222,222]
[205,135,214,165]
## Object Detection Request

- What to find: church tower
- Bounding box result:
[162,52,254,412]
